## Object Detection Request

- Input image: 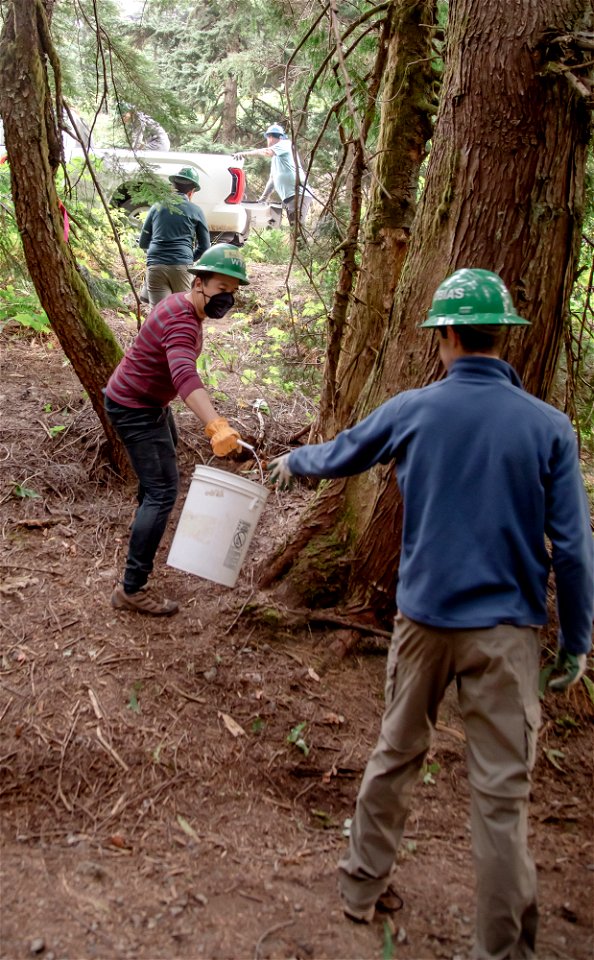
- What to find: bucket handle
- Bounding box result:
[238,440,265,485]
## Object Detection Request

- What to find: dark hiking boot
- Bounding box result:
[111,584,179,616]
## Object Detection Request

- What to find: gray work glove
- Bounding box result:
[548,649,587,692]
[267,453,294,490]
[257,196,269,203]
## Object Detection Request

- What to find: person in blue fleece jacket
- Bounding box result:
[269,269,593,959]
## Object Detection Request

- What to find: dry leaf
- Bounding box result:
[321,712,345,725]
[218,712,245,737]
[108,834,128,849]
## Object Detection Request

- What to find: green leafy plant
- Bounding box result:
[382,921,395,960]
[243,229,291,265]
[12,484,41,499]
[543,748,565,772]
[48,425,66,438]
[554,715,580,738]
[582,674,594,708]
[287,721,309,756]
[0,286,50,333]
[421,760,440,785]
[311,809,335,828]
[127,681,142,713]
[196,352,221,388]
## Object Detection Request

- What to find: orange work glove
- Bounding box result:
[204,417,241,457]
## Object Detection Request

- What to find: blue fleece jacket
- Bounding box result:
[287,357,593,654]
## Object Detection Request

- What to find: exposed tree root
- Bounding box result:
[243,591,392,649]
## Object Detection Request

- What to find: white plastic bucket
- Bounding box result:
[167,465,269,587]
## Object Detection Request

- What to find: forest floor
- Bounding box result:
[0,265,593,960]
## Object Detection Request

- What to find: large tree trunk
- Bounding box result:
[218,3,239,144]
[220,74,238,143]
[0,0,128,476]
[261,0,593,623]
[317,0,438,440]
[313,6,394,442]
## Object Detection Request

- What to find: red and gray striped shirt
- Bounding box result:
[105,293,205,408]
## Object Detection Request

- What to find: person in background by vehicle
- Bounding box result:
[268,269,593,959]
[105,244,249,616]
[234,123,313,234]
[121,103,170,151]
[138,167,210,308]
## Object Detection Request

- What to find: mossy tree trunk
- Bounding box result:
[261,0,593,624]
[317,0,438,440]
[313,6,394,442]
[0,0,128,476]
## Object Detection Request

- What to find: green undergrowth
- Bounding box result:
[0,159,141,335]
[199,286,326,408]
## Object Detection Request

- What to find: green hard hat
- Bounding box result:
[421,268,530,327]
[188,243,250,285]
[168,166,200,190]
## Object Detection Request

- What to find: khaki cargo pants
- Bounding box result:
[146,264,192,308]
[338,613,541,960]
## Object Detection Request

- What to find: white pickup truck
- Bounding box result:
[90,147,281,245]
[1,118,281,243]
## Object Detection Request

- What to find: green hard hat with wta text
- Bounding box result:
[188,243,249,285]
[422,268,530,327]
[168,166,200,190]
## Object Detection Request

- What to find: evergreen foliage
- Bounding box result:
[0,0,591,445]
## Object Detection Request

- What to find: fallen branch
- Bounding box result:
[96,726,129,772]
[254,920,296,960]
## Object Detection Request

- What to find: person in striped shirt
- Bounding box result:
[105,244,248,616]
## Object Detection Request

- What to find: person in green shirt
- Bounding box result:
[139,167,210,307]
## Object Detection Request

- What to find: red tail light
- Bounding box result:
[225,167,245,204]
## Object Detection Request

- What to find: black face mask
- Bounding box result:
[204,291,234,318]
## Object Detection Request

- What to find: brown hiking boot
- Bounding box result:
[111,584,179,616]
[342,900,376,924]
[376,883,404,914]
[342,883,403,925]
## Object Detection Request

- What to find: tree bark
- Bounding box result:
[218,3,239,144]
[261,0,593,622]
[317,0,438,439]
[314,8,394,443]
[0,0,128,476]
[220,74,238,143]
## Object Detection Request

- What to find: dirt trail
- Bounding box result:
[0,313,592,960]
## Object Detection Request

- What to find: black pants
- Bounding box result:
[105,396,179,593]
